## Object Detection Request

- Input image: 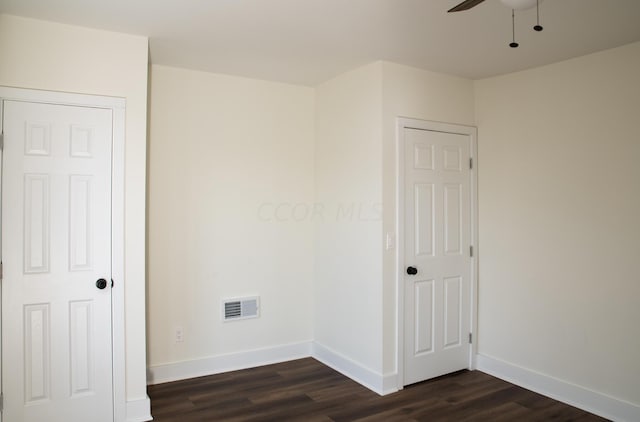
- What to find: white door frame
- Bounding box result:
[0,86,126,421]
[395,117,478,390]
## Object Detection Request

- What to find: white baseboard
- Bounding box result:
[147,341,399,397]
[147,341,313,385]
[311,341,398,396]
[476,354,640,422]
[126,395,153,422]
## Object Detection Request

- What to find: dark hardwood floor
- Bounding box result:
[148,358,607,422]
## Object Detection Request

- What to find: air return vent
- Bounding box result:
[222,297,259,322]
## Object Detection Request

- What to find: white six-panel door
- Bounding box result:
[403,126,473,385]
[1,100,114,422]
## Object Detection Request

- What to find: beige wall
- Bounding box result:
[147,65,315,367]
[380,62,476,374]
[145,44,640,413]
[475,41,640,405]
[9,10,636,415]
[314,62,384,375]
[0,14,150,413]
[313,61,477,389]
[146,60,475,390]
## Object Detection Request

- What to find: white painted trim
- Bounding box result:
[0,86,125,109]
[147,341,399,397]
[395,117,478,389]
[0,96,4,422]
[476,354,640,422]
[312,342,398,396]
[394,118,406,392]
[147,341,313,385]
[111,104,127,422]
[126,396,153,422]
[0,86,129,421]
[468,123,479,371]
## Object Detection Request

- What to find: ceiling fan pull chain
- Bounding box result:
[534,0,544,31]
[510,9,519,48]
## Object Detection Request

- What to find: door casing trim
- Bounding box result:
[395,117,478,390]
[0,86,126,421]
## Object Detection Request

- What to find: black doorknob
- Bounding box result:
[407,266,418,275]
[96,278,108,289]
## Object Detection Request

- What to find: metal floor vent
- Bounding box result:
[223,297,259,321]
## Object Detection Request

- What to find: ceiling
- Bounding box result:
[1,0,640,86]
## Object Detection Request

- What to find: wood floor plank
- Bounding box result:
[148,358,609,421]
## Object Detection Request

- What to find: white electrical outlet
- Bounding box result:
[175,326,184,343]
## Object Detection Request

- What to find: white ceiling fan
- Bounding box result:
[448,0,544,47]
[448,0,541,13]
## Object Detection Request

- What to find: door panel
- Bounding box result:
[404,127,472,386]
[443,276,462,348]
[2,100,114,422]
[24,303,51,403]
[443,184,462,255]
[24,173,50,273]
[414,279,435,355]
[414,183,435,257]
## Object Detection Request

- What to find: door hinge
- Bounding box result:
[0,131,4,151]
[0,261,3,280]
[469,157,473,169]
[470,246,473,257]
[1,392,3,412]
[469,333,473,344]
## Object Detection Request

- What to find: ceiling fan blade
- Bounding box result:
[448,0,486,12]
